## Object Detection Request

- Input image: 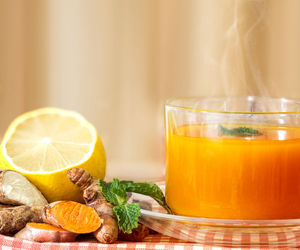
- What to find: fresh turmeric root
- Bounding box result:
[0,201,101,235]
[67,168,118,244]
[0,205,40,235]
[67,168,152,243]
[15,223,78,242]
[41,201,101,234]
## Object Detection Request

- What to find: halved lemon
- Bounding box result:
[0,107,106,202]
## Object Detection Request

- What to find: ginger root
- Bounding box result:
[67,168,118,244]
[0,169,48,206]
[15,223,77,242]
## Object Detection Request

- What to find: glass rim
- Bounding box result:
[165,96,300,115]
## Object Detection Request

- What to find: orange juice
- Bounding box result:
[165,124,300,219]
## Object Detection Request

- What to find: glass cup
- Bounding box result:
[164,96,300,220]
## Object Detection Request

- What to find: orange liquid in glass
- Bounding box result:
[166,125,300,219]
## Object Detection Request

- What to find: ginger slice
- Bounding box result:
[0,169,48,206]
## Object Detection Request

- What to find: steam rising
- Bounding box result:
[190,0,292,113]
[221,0,268,97]
[187,0,300,113]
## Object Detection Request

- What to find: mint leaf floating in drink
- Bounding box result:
[99,178,172,233]
[218,124,261,137]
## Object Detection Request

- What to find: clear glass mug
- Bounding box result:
[164,96,300,220]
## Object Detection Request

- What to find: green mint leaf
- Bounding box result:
[120,181,172,214]
[218,124,261,137]
[113,203,140,233]
[111,178,128,205]
[98,179,127,206]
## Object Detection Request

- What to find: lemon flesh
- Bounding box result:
[0,107,106,202]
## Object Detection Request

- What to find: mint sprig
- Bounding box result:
[98,178,171,233]
[99,178,127,206]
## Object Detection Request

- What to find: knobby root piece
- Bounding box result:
[67,168,118,244]
[0,205,41,235]
[0,169,48,206]
[15,223,78,242]
[93,214,119,244]
[118,224,149,242]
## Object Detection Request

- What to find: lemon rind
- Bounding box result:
[1,107,98,175]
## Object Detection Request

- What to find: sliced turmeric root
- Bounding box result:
[0,201,101,235]
[44,201,102,234]
[15,223,77,242]
[27,222,64,231]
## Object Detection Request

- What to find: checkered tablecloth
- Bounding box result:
[0,234,210,250]
[0,233,288,250]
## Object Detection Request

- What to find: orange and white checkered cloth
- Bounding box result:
[0,232,297,250]
[0,234,211,250]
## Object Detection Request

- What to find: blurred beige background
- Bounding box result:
[0,0,300,180]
